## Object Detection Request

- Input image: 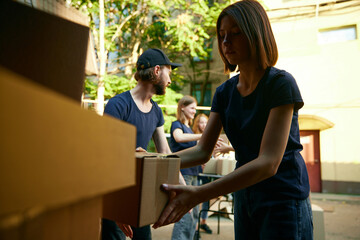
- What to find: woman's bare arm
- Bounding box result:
[172,129,202,143]
[153,104,294,228]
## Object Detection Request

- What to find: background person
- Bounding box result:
[102,48,182,240]
[154,1,313,239]
[192,113,213,235]
[169,95,202,240]
[193,113,234,235]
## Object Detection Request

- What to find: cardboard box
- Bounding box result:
[216,158,236,175]
[0,197,102,240]
[0,67,136,240]
[0,3,136,239]
[0,67,136,217]
[102,153,180,227]
[0,1,89,102]
[203,158,218,174]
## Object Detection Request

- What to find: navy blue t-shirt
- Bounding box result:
[211,67,310,199]
[104,91,165,150]
[170,120,199,176]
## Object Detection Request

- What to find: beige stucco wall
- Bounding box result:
[269,4,360,183]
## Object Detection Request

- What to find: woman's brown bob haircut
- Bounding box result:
[216,0,278,73]
[177,95,197,125]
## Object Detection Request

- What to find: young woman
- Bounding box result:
[154,1,313,239]
[169,95,202,240]
[192,114,213,234]
[192,113,208,135]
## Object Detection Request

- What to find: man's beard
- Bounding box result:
[153,76,166,95]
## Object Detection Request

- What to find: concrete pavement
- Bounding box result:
[150,193,360,240]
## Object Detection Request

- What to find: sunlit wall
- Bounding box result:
[269,1,360,194]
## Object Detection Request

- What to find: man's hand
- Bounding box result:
[135,147,147,152]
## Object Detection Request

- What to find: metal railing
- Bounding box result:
[81,99,212,111]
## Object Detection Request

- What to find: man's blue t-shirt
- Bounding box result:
[104,91,164,150]
[211,67,310,199]
[169,120,199,176]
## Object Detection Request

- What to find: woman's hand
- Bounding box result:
[213,138,233,157]
[116,222,133,238]
[153,184,200,228]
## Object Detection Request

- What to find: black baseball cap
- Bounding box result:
[136,48,182,70]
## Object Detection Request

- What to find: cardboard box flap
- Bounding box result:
[135,152,180,159]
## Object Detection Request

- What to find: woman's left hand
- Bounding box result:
[152,184,199,228]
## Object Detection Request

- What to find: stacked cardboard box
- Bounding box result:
[0,2,136,239]
[203,158,236,176]
[203,158,218,174]
[216,158,237,175]
[0,66,136,240]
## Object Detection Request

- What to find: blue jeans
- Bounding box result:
[234,189,313,240]
[198,176,211,220]
[101,218,151,240]
[171,175,199,240]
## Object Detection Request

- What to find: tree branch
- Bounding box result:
[105,9,141,56]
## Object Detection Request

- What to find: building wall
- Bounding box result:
[270,1,360,194]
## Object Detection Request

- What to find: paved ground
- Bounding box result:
[310,193,360,240]
[150,193,360,240]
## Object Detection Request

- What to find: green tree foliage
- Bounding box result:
[70,0,231,132]
[163,0,232,106]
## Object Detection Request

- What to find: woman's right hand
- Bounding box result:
[153,184,200,228]
[116,222,133,238]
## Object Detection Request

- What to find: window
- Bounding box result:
[318,25,357,44]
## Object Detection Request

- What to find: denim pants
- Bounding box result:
[198,176,211,220]
[234,189,313,240]
[101,218,151,240]
[171,175,199,240]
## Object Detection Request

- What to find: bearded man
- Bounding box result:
[102,48,182,240]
